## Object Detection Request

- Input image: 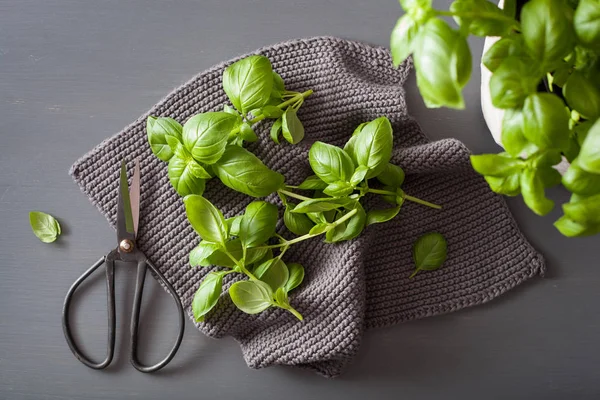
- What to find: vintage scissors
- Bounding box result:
[62,159,185,372]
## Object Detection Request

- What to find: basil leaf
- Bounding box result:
[271,72,285,96]
[213,145,285,197]
[412,18,471,109]
[350,165,370,187]
[192,271,225,322]
[229,280,273,314]
[574,0,600,51]
[563,193,600,224]
[253,258,290,291]
[297,175,328,190]
[182,112,240,165]
[270,118,283,144]
[325,203,366,242]
[520,168,554,216]
[450,0,514,36]
[29,211,61,243]
[292,197,352,214]
[308,141,355,184]
[187,161,212,179]
[165,134,187,157]
[376,163,406,187]
[147,116,182,162]
[501,108,537,157]
[189,241,221,267]
[223,104,239,116]
[284,204,315,235]
[484,174,522,196]
[168,155,206,196]
[183,195,229,245]
[223,55,273,115]
[522,93,570,150]
[554,215,600,237]
[562,159,600,195]
[353,116,394,179]
[470,153,525,176]
[390,14,420,66]
[530,149,562,167]
[366,206,402,226]
[240,122,258,143]
[564,71,600,119]
[323,181,354,197]
[260,105,284,118]
[309,223,330,235]
[400,0,432,10]
[226,216,242,236]
[521,0,574,67]
[411,232,448,278]
[281,108,305,144]
[284,263,305,292]
[483,38,519,73]
[239,201,278,248]
[274,287,289,307]
[575,120,595,147]
[579,119,600,174]
[206,238,266,268]
[490,56,540,108]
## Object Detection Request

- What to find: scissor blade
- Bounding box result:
[117,160,135,242]
[129,158,141,238]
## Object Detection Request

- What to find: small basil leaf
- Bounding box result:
[183,195,229,245]
[260,105,284,118]
[520,168,554,216]
[563,159,600,195]
[530,149,562,168]
[253,258,290,291]
[284,205,315,235]
[411,232,448,278]
[309,223,330,235]
[350,165,370,187]
[274,287,289,306]
[223,104,239,115]
[537,166,562,188]
[292,197,352,214]
[470,153,524,176]
[501,108,538,157]
[147,116,183,162]
[522,93,570,150]
[240,122,258,143]
[272,72,285,95]
[189,241,221,267]
[223,55,274,115]
[307,212,327,224]
[192,271,225,322]
[575,120,595,147]
[366,206,402,226]
[297,175,328,190]
[490,57,540,108]
[483,38,519,73]
[182,112,240,165]
[270,118,283,144]
[165,134,186,157]
[578,119,600,174]
[554,215,600,237]
[282,108,305,144]
[226,216,243,236]
[239,201,278,248]
[574,0,600,51]
[187,161,212,179]
[168,155,206,196]
[353,117,394,179]
[213,145,285,197]
[563,193,600,225]
[563,71,600,119]
[326,203,366,242]
[323,181,354,197]
[229,280,273,314]
[450,0,514,36]
[376,163,406,187]
[308,141,355,184]
[206,239,266,268]
[390,14,420,67]
[284,263,305,292]
[29,211,61,243]
[484,174,521,196]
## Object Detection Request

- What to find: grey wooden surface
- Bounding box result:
[1,1,599,399]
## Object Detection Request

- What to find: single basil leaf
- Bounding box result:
[554,215,600,237]
[412,18,471,109]
[189,241,221,267]
[325,213,346,243]
[350,165,370,186]
[563,193,600,224]
[192,271,225,322]
[223,104,239,116]
[381,185,399,204]
[490,56,540,108]
[254,258,290,292]
[522,93,570,150]
[229,280,273,314]
[239,201,278,248]
[343,124,364,163]
[353,117,394,179]
[307,212,327,224]
[563,159,600,195]
[563,71,600,119]
[168,155,206,196]
[411,232,448,278]
[450,0,514,36]
[240,122,258,143]
[284,263,305,292]
[501,108,538,157]
[376,163,406,187]
[366,206,402,226]
[187,161,212,179]
[182,112,240,165]
[484,174,522,196]
[270,118,283,144]
[297,175,328,190]
[575,120,595,147]
[272,72,285,95]
[309,223,330,235]
[222,55,274,115]
[260,105,284,118]
[521,0,574,67]
[308,141,355,184]
[29,211,61,243]
[326,203,366,242]
[147,116,183,162]
[206,238,266,268]
[284,205,315,235]
[537,166,562,188]
[483,38,518,73]
[292,197,352,214]
[470,153,525,176]
[282,108,305,144]
[564,134,580,164]
[213,145,285,197]
[530,149,562,168]
[183,195,228,245]
[226,216,242,236]
[574,0,600,51]
[323,181,354,197]
[520,168,554,216]
[578,119,600,174]
[274,287,289,307]
[390,14,420,67]
[165,134,187,157]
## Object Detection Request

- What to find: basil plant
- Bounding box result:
[391,0,600,237]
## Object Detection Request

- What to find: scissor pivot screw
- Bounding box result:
[119,239,134,253]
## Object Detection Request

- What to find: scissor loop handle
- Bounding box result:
[62,254,116,370]
[129,257,185,373]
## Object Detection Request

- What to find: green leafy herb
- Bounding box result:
[29,211,61,243]
[229,280,273,314]
[223,55,273,115]
[183,195,228,245]
[282,108,305,144]
[192,271,226,322]
[239,201,278,248]
[410,232,448,278]
[147,116,183,162]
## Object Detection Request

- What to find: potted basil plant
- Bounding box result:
[390,0,600,237]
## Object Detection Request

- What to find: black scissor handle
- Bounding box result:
[62,255,116,370]
[129,258,185,373]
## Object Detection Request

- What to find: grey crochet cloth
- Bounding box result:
[70,37,545,378]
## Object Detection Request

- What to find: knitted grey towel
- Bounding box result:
[70,37,545,378]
